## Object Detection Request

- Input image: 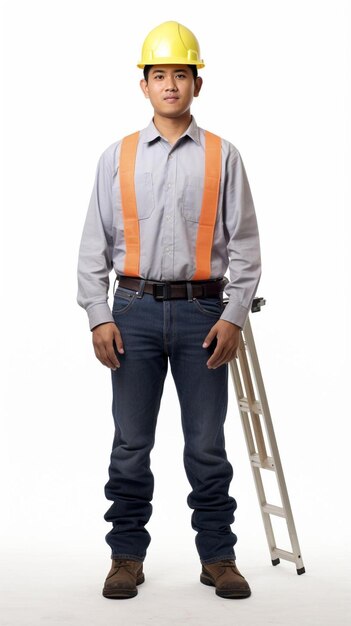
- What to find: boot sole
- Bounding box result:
[200,573,251,598]
[102,573,145,599]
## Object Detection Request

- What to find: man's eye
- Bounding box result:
[176,74,186,78]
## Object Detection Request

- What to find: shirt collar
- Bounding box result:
[140,115,201,146]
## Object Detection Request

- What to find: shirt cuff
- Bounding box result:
[220,299,249,330]
[87,302,114,331]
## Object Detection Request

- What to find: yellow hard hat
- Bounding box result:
[137,20,205,69]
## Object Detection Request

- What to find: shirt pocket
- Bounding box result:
[181,175,204,222]
[116,171,155,221]
[135,172,155,220]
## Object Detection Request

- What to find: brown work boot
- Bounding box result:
[200,559,251,598]
[102,558,145,599]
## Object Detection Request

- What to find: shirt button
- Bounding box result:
[167,183,171,189]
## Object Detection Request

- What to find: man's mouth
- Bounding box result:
[164,96,179,101]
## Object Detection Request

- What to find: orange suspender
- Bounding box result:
[118,129,222,279]
[191,131,222,279]
[119,131,141,277]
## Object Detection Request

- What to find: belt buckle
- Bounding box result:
[153,282,171,300]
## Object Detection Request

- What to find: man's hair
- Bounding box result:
[143,64,198,82]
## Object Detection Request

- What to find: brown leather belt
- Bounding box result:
[117,275,228,301]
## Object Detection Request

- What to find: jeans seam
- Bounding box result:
[111,553,145,562]
[201,553,236,564]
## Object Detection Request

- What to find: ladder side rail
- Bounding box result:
[230,353,280,565]
[242,316,305,572]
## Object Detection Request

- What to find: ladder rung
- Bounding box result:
[262,503,286,517]
[271,548,297,563]
[250,453,275,470]
[238,398,262,414]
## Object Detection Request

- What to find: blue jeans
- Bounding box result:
[103,280,238,564]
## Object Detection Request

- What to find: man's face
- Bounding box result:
[140,64,202,118]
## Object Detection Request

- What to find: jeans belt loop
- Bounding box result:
[186,282,193,301]
[165,282,172,299]
[136,278,146,298]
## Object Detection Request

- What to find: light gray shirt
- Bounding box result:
[77,115,262,331]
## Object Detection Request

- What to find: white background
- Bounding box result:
[1,1,350,624]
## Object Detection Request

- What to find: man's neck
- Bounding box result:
[152,112,192,145]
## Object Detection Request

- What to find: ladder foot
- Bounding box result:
[271,558,280,566]
[297,566,305,575]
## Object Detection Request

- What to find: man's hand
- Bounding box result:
[92,322,124,370]
[202,319,241,368]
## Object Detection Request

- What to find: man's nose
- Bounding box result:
[165,77,178,91]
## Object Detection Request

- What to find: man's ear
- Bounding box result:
[194,76,203,97]
[140,79,149,99]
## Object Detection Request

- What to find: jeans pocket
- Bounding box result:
[112,287,138,315]
[193,296,224,317]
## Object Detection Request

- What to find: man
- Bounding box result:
[77,20,262,600]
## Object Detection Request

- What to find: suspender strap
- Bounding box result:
[191,130,222,280]
[118,129,222,280]
[119,131,141,277]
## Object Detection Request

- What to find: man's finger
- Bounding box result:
[202,325,217,348]
[101,344,120,369]
[106,342,120,369]
[207,343,225,368]
[93,346,112,369]
[113,327,124,354]
[93,339,120,370]
[207,340,235,368]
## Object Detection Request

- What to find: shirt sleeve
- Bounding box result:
[76,148,115,331]
[219,145,262,329]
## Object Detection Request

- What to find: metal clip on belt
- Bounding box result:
[153,283,173,300]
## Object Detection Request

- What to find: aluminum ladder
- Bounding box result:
[224,296,305,575]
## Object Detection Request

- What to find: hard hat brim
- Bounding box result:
[137,58,205,69]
